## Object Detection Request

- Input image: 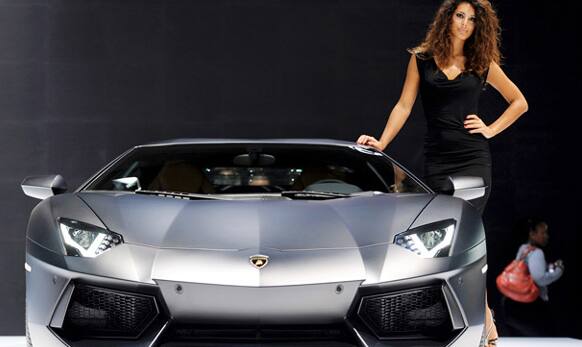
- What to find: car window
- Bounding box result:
[84,144,428,196]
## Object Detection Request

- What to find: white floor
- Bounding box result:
[1,336,581,346]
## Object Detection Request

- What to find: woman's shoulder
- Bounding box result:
[519,243,540,251]
[517,243,542,258]
[407,48,433,61]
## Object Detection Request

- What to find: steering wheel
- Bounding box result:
[310,179,346,185]
[220,185,273,193]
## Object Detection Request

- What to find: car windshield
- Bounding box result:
[84,144,428,197]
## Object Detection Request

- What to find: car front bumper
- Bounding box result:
[26,240,487,347]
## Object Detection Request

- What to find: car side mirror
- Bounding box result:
[112,177,142,191]
[442,176,486,201]
[21,175,68,200]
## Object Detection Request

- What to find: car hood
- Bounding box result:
[76,192,433,251]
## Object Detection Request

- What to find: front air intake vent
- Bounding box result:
[158,323,358,346]
[62,284,159,339]
[358,285,452,339]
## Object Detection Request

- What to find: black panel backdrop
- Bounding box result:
[1,0,580,336]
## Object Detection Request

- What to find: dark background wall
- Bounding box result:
[1,0,580,336]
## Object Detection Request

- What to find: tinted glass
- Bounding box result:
[85,144,427,195]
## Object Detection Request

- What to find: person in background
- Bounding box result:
[499,218,564,336]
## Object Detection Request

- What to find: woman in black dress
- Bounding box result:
[356,0,528,345]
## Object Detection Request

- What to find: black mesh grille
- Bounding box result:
[63,284,159,338]
[159,324,358,345]
[358,286,452,339]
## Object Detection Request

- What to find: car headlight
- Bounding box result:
[394,220,455,258]
[58,218,123,257]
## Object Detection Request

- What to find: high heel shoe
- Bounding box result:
[486,323,498,346]
[480,309,498,347]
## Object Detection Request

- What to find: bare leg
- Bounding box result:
[484,293,498,346]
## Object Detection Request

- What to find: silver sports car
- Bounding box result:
[22,139,488,347]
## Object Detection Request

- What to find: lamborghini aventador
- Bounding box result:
[22,139,489,346]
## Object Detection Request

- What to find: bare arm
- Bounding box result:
[357,54,420,150]
[464,61,529,138]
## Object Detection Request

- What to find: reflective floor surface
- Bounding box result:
[1,336,581,347]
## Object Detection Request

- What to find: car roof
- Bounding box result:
[137,138,364,149]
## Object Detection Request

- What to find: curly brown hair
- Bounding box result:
[409,0,501,77]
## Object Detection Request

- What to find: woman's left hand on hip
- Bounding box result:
[464,114,495,139]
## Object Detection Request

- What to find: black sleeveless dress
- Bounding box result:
[415,53,491,215]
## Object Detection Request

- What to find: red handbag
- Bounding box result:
[496,246,540,303]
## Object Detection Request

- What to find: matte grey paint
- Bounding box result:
[75,192,433,250]
[27,193,106,255]
[27,250,486,346]
[49,284,74,329]
[409,195,486,256]
[21,175,67,200]
[25,140,487,346]
[447,176,486,201]
[156,280,362,324]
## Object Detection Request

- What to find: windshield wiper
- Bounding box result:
[136,189,351,201]
[280,190,350,200]
[135,190,223,200]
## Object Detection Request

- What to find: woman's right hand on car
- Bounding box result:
[356,135,384,151]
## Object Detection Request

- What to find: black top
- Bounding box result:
[415,53,491,169]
